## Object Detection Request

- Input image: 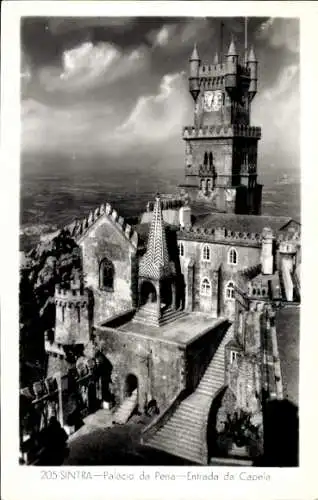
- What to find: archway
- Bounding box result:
[206,386,230,460]
[140,281,157,307]
[160,280,172,311]
[124,374,138,398]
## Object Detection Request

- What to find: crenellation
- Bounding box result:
[125,223,132,238]
[111,209,118,222]
[105,203,112,215]
[183,125,261,139]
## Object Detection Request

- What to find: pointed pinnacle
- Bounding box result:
[213,52,219,64]
[248,45,257,62]
[190,43,200,61]
[227,36,237,56]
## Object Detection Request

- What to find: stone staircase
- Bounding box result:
[132,305,187,327]
[112,389,138,425]
[142,323,233,464]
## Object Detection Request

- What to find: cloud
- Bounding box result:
[116,71,191,144]
[256,18,299,53]
[47,17,136,35]
[21,98,115,153]
[148,19,212,51]
[253,63,299,168]
[38,41,149,92]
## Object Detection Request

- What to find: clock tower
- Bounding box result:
[180,39,263,215]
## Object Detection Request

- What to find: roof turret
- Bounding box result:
[227,37,237,57]
[248,46,257,63]
[190,43,200,61]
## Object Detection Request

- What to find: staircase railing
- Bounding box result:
[141,389,188,443]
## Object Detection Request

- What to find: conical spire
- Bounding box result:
[190,43,200,61]
[227,36,237,56]
[213,52,219,64]
[139,195,172,279]
[248,45,257,62]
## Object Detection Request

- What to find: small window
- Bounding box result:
[238,312,243,334]
[100,258,114,291]
[228,247,238,265]
[230,350,239,363]
[225,281,235,300]
[178,242,184,257]
[200,277,212,297]
[202,244,210,261]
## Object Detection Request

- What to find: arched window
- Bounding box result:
[200,179,205,191]
[100,258,114,291]
[225,281,235,300]
[200,277,212,297]
[202,244,211,261]
[206,178,211,191]
[209,152,213,167]
[228,247,238,265]
[178,242,184,257]
[238,312,243,334]
[204,152,208,166]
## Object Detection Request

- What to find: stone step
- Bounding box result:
[149,432,202,451]
[162,418,202,432]
[146,436,203,464]
[155,426,202,444]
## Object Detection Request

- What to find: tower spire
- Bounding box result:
[139,194,172,279]
[227,35,237,56]
[190,43,199,61]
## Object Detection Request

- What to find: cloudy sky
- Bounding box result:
[21,16,299,173]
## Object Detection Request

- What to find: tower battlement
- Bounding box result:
[54,285,89,307]
[183,124,261,139]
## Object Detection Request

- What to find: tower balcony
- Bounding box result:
[182,124,261,140]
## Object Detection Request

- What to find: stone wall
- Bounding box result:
[79,215,137,325]
[179,239,260,318]
[95,327,186,412]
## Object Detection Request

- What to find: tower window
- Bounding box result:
[178,242,184,257]
[228,247,238,265]
[230,350,239,363]
[209,152,213,167]
[100,258,114,291]
[225,281,235,300]
[200,277,212,297]
[204,152,208,166]
[202,244,211,261]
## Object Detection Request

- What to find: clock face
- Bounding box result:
[203,90,223,112]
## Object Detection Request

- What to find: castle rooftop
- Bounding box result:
[101,312,226,348]
[191,213,298,235]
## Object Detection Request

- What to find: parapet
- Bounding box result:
[182,124,261,140]
[54,284,89,308]
[178,225,262,245]
[64,201,138,250]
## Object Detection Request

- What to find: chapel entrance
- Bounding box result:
[124,374,138,398]
[160,280,173,311]
[140,281,157,307]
